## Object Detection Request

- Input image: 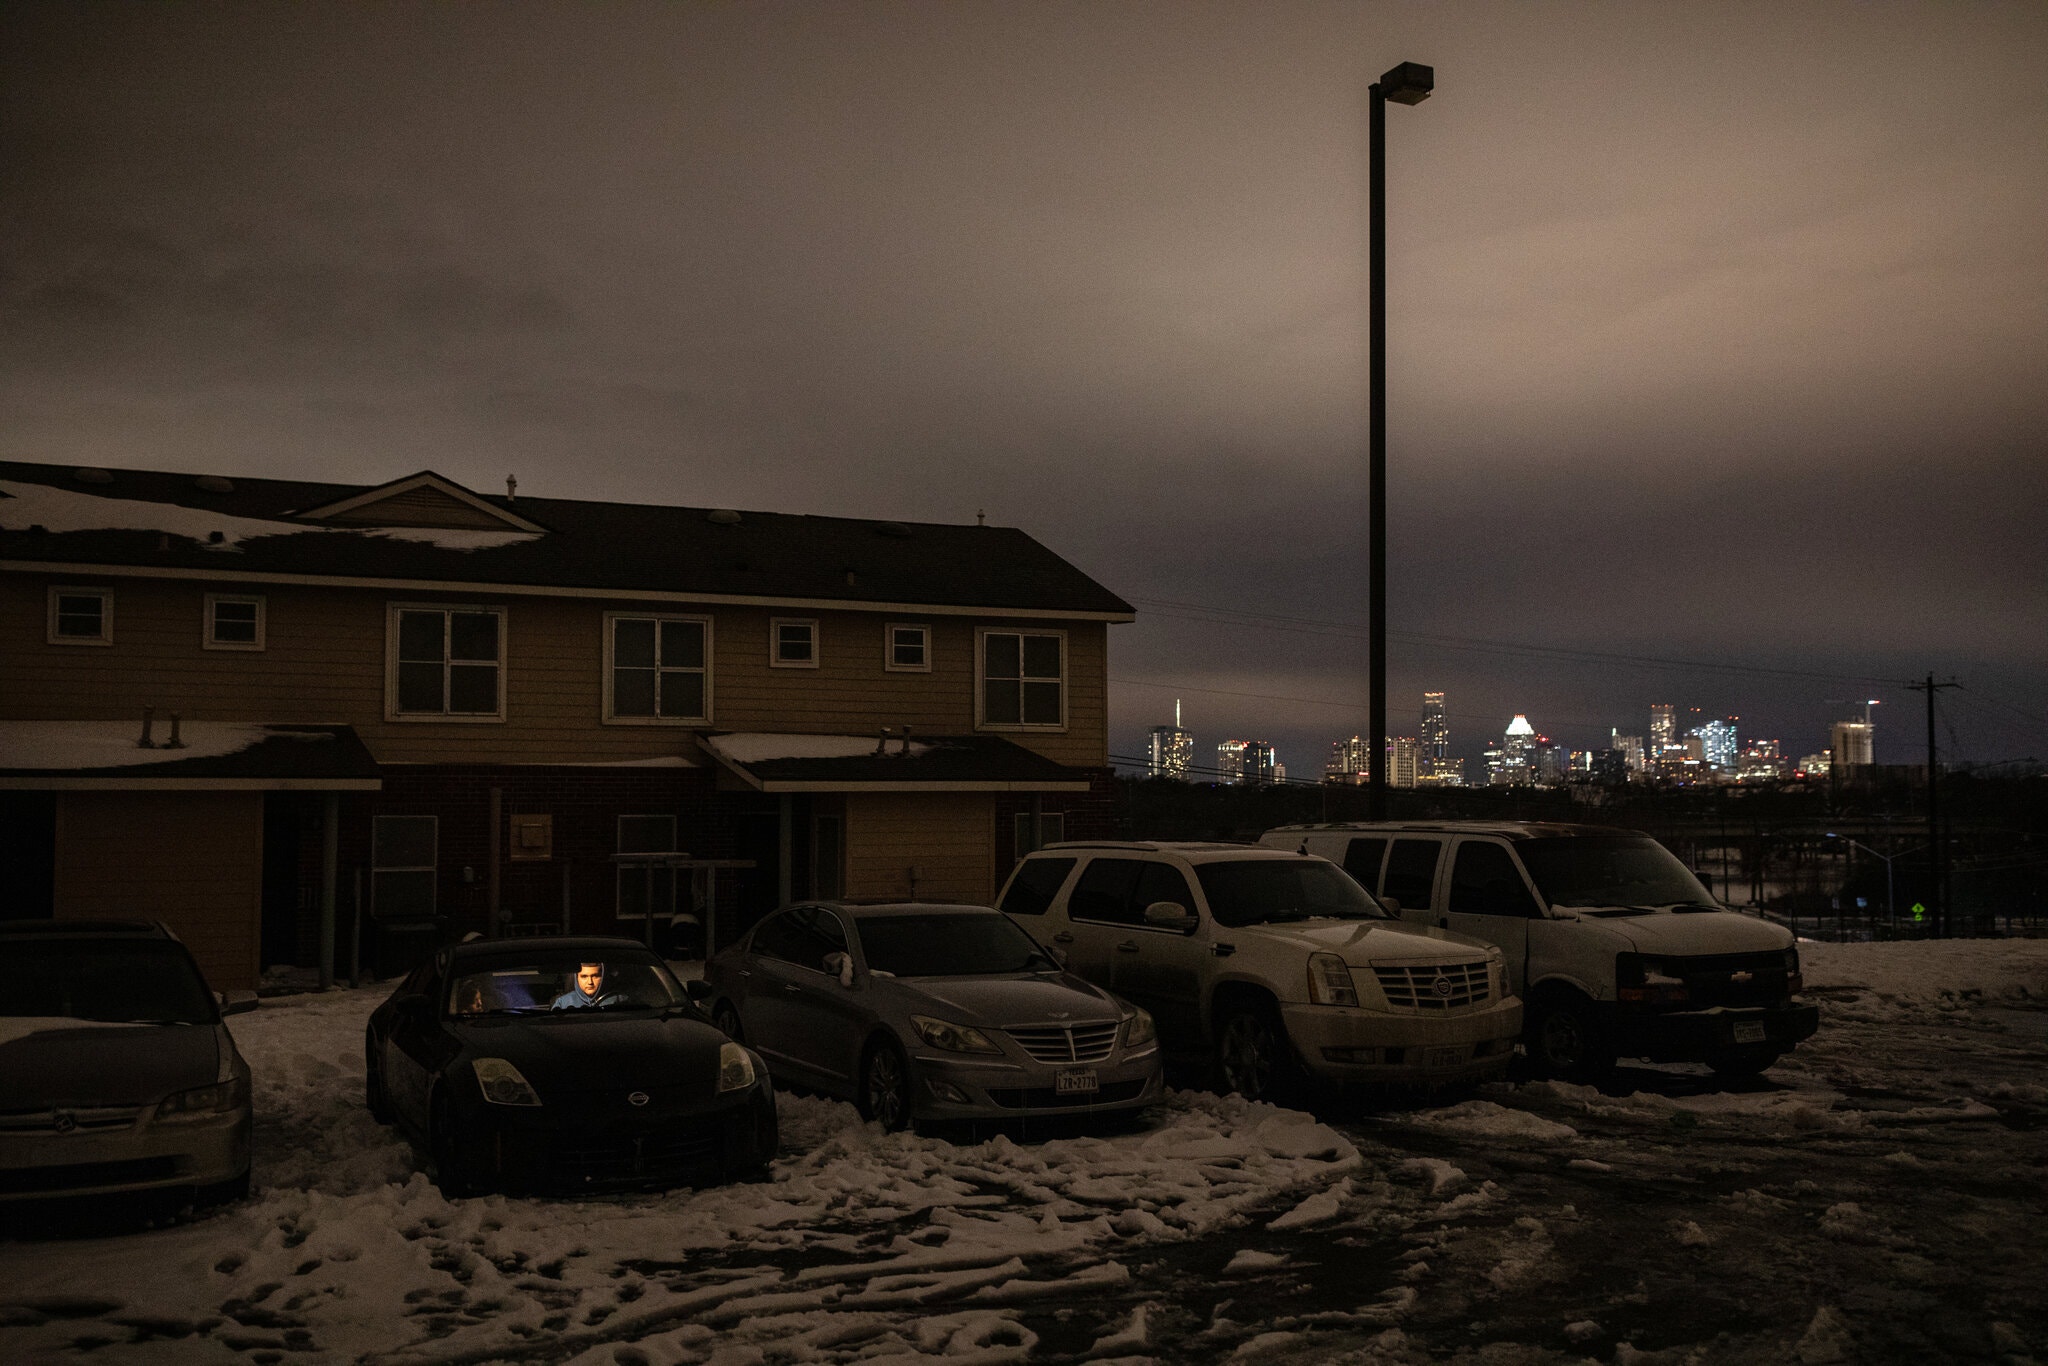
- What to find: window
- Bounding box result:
[1341,837,1388,888]
[885,623,930,672]
[1013,810,1064,857]
[750,906,847,973]
[1069,858,1147,926]
[47,588,111,645]
[1449,842,1541,918]
[616,815,677,920]
[1000,857,1076,917]
[204,594,265,650]
[373,816,437,923]
[389,605,504,719]
[1383,838,1444,911]
[770,618,817,668]
[979,629,1065,728]
[605,614,709,723]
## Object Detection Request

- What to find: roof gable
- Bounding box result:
[291,471,548,534]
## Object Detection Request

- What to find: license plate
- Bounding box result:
[1055,1069,1099,1096]
[1423,1046,1466,1069]
[1732,1022,1767,1044]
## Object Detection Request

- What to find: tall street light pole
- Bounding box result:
[1367,60,1433,820]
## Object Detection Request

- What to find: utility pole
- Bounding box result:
[1907,674,1960,936]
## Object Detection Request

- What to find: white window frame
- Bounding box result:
[203,593,267,651]
[385,602,507,723]
[47,587,112,646]
[884,622,931,673]
[770,617,818,669]
[975,627,1068,731]
[372,815,437,921]
[602,612,712,725]
[1014,810,1065,854]
[615,814,678,920]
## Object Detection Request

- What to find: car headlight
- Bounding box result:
[472,1057,543,1107]
[156,1076,249,1121]
[909,1015,1002,1054]
[1123,1006,1157,1049]
[1307,952,1360,1007]
[718,1041,757,1093]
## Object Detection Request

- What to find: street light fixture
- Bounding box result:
[1367,59,1433,820]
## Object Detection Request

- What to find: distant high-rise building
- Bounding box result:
[1218,739,1275,787]
[1326,735,1368,784]
[1421,691,1449,764]
[1649,704,1676,755]
[1388,736,1419,788]
[1272,757,1287,785]
[1533,734,1567,785]
[1495,715,1537,786]
[1611,731,1645,777]
[1147,699,1194,780]
[1737,739,1786,783]
[1588,749,1629,785]
[1830,719,1874,770]
[1692,717,1738,773]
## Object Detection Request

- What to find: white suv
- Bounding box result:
[1261,821,1818,1079]
[995,841,1522,1103]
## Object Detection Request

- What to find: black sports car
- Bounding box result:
[364,936,777,1196]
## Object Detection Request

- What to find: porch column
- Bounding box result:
[319,791,339,990]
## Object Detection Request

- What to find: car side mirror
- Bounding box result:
[218,990,259,1017]
[1378,896,1402,915]
[684,980,713,1005]
[1143,901,1198,934]
[823,951,856,987]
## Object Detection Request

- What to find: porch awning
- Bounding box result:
[0,721,383,791]
[699,731,1094,794]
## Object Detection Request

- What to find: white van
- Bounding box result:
[1259,822,1817,1079]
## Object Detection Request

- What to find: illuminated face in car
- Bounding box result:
[577,963,604,998]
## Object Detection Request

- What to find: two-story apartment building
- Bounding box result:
[0,461,1132,990]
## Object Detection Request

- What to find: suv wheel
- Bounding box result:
[1214,1005,1301,1106]
[1527,993,1613,1081]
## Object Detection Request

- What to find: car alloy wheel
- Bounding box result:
[859,1039,911,1132]
[1530,995,1611,1081]
[1216,1007,1297,1104]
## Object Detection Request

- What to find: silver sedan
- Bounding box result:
[703,902,1162,1130]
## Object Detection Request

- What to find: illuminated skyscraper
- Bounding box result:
[1389,736,1419,788]
[1692,717,1738,773]
[1421,691,1449,766]
[1495,715,1536,786]
[1830,719,1874,770]
[1147,698,1194,780]
[1650,704,1676,754]
[1326,735,1368,785]
[1217,740,1276,787]
[1611,731,1645,777]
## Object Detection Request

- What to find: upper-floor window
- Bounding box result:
[978,629,1065,728]
[204,594,266,651]
[389,605,504,720]
[605,614,710,723]
[771,618,817,668]
[48,587,111,646]
[886,623,930,672]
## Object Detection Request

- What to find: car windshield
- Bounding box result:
[2,941,217,1024]
[855,913,1058,977]
[447,950,686,1016]
[1519,836,1717,908]
[1195,860,1388,927]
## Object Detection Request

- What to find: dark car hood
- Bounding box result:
[454,1012,725,1095]
[901,973,1124,1027]
[0,1019,219,1108]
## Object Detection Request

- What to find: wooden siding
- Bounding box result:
[322,486,508,529]
[2,574,1112,768]
[843,792,996,903]
[53,791,264,992]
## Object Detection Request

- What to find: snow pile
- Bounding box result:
[0,987,1361,1363]
[705,733,936,764]
[1800,938,2048,1022]
[0,479,538,551]
[0,720,315,772]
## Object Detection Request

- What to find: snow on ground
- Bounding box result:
[3,939,2043,1364]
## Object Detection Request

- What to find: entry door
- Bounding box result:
[1442,839,1542,994]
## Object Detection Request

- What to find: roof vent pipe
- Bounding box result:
[137,707,156,749]
[165,712,186,749]
[506,475,517,501]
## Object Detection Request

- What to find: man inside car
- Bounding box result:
[551,961,612,1009]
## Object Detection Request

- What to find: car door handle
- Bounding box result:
[1052,932,1075,944]
[1116,941,1139,954]
[781,982,804,994]
[1437,917,1449,928]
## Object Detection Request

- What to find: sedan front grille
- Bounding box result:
[1373,961,1492,1010]
[550,1127,722,1186]
[1005,1022,1120,1063]
[0,1105,142,1135]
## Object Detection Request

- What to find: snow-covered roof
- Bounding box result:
[699,732,1092,793]
[0,721,381,790]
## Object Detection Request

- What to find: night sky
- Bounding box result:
[5,2,2043,776]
